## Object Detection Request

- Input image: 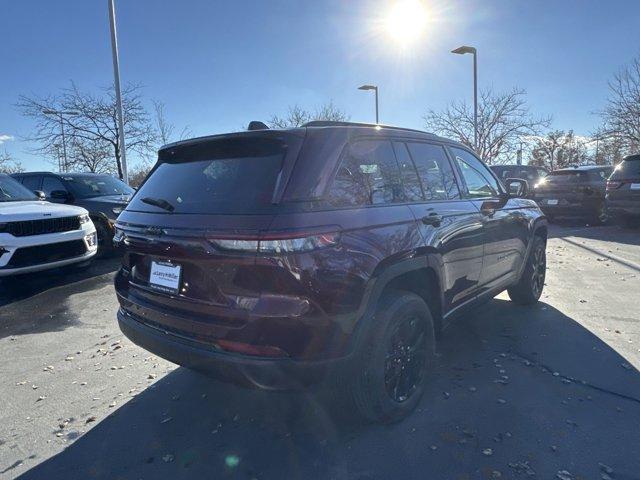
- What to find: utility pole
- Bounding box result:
[108,0,129,184]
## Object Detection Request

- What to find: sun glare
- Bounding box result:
[384,0,428,46]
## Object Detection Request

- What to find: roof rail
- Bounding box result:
[302,120,435,136]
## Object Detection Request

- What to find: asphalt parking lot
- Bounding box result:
[1,222,639,480]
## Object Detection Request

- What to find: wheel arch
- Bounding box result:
[348,255,444,355]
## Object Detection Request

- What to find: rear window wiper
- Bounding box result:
[140,196,175,212]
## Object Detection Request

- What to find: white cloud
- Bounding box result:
[0,134,14,144]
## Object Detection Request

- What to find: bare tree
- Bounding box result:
[0,150,24,174]
[153,100,191,147]
[424,88,551,164]
[268,101,349,129]
[17,82,156,179]
[530,130,589,169]
[67,138,116,174]
[601,56,640,147]
[128,160,154,189]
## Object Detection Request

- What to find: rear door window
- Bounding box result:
[393,142,423,202]
[407,142,460,200]
[128,137,287,214]
[327,139,403,207]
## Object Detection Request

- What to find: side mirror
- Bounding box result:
[504,178,528,198]
[49,190,71,201]
[34,190,46,201]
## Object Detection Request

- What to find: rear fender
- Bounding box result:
[345,251,444,356]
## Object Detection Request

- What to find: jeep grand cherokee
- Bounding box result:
[114,121,547,422]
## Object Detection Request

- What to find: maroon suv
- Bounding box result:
[114,121,547,422]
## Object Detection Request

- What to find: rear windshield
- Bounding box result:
[128,137,286,214]
[546,171,589,183]
[493,166,546,182]
[611,159,640,179]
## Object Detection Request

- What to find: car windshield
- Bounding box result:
[63,175,135,199]
[128,137,286,214]
[0,174,38,202]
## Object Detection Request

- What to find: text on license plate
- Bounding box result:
[149,261,181,294]
[547,199,559,205]
[630,183,640,190]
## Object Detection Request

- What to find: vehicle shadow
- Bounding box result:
[0,255,120,308]
[548,220,640,247]
[16,299,640,480]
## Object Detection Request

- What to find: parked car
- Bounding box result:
[490,164,548,197]
[11,172,134,253]
[531,165,613,223]
[606,154,640,228]
[0,174,97,277]
[113,121,547,422]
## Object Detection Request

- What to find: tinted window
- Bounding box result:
[590,168,612,181]
[393,142,423,202]
[42,176,67,197]
[63,175,134,199]
[20,175,42,191]
[129,137,286,214]
[327,139,403,207]
[450,147,500,198]
[0,175,37,202]
[407,143,459,200]
[611,159,640,179]
[546,171,588,183]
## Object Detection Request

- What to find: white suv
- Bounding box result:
[0,174,98,277]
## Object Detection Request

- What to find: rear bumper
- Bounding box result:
[117,308,350,390]
[535,198,600,217]
[606,198,640,218]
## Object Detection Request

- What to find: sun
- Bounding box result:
[384,0,428,46]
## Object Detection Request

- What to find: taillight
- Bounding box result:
[606,180,623,190]
[208,231,340,253]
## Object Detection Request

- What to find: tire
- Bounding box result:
[334,291,436,423]
[592,202,610,225]
[94,220,113,257]
[508,235,546,305]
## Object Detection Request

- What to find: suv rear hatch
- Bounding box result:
[607,157,640,201]
[115,132,308,345]
[534,170,604,206]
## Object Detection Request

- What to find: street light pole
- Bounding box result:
[358,84,379,124]
[108,0,129,184]
[452,45,478,151]
[42,109,79,173]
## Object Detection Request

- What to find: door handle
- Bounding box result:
[421,213,443,227]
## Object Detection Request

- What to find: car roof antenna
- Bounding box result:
[247,121,269,131]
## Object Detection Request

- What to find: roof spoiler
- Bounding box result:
[247,121,269,131]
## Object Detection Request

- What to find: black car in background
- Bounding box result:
[490,165,549,197]
[12,172,134,252]
[606,154,640,227]
[532,165,613,223]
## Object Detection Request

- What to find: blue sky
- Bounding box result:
[1,0,639,170]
